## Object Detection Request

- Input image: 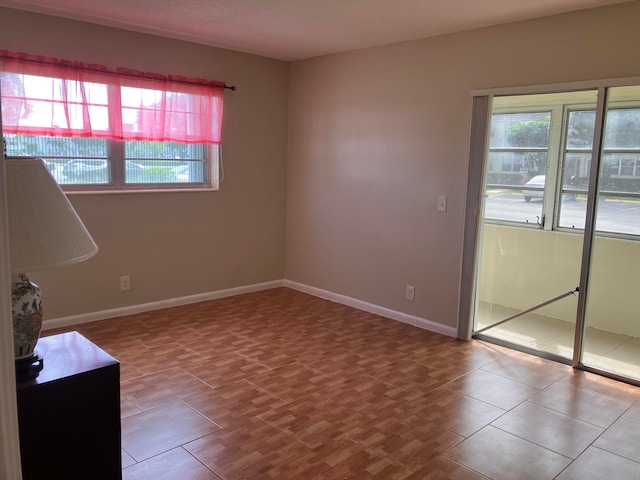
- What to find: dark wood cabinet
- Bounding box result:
[16,331,122,480]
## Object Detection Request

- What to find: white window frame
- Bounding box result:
[4,135,220,194]
[2,65,222,194]
[484,105,562,230]
[485,94,640,239]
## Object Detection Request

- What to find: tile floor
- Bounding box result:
[476,301,640,381]
[45,288,640,479]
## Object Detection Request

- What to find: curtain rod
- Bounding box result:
[0,52,236,91]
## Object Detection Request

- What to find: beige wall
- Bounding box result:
[478,225,640,338]
[2,2,640,329]
[0,8,289,319]
[478,226,583,323]
[285,1,640,330]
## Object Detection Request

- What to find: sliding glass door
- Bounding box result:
[471,85,640,383]
[474,91,596,362]
[581,86,640,380]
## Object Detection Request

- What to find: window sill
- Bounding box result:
[64,187,219,195]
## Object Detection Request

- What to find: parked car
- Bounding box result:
[523,175,545,202]
[522,174,580,202]
[62,159,108,179]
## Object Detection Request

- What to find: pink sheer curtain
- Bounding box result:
[0,51,224,144]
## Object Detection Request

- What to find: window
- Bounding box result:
[1,51,225,192]
[558,106,640,235]
[484,88,640,238]
[483,110,551,225]
[4,134,216,190]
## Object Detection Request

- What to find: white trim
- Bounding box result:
[42,278,458,339]
[283,280,458,338]
[43,280,284,330]
[471,76,640,97]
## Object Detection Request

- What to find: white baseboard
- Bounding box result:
[283,280,458,338]
[43,278,458,338]
[42,280,285,331]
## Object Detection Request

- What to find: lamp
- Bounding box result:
[5,156,98,380]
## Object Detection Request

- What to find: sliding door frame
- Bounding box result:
[458,95,491,341]
[572,87,607,367]
[459,77,640,386]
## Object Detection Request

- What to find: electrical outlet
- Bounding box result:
[405,285,415,302]
[120,275,130,291]
[437,195,447,212]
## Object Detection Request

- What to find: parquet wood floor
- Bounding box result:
[44,287,640,479]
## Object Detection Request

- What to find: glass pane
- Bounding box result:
[560,112,640,235]
[484,167,546,224]
[2,73,110,133]
[487,152,547,182]
[566,110,596,149]
[583,85,640,381]
[4,134,110,185]
[475,222,581,359]
[558,160,588,229]
[593,194,640,235]
[603,108,640,149]
[598,151,640,235]
[125,160,206,184]
[583,236,640,380]
[124,141,207,184]
[485,110,549,224]
[558,109,596,230]
[484,189,544,224]
[601,153,640,190]
[60,159,111,184]
[475,92,590,362]
[490,112,551,148]
[125,141,204,160]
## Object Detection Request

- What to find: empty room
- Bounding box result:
[1,1,640,479]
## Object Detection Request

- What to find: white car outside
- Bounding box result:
[523,175,545,202]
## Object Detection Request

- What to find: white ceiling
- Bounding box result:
[0,0,631,61]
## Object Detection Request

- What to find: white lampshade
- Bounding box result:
[5,158,98,273]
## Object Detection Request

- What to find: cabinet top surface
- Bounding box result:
[18,331,118,386]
